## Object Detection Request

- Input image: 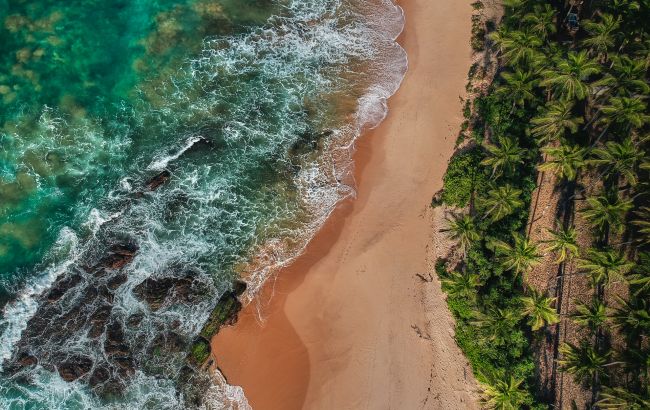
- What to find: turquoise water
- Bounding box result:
[0,0,406,407]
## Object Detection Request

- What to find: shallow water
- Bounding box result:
[0,0,406,407]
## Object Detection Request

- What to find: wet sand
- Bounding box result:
[211,0,479,408]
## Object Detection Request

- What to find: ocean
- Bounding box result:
[0,0,406,407]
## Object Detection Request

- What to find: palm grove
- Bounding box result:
[435,0,649,408]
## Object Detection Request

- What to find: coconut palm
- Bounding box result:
[538,143,587,181]
[578,248,635,287]
[443,213,480,256]
[598,97,649,132]
[590,137,645,186]
[492,30,543,66]
[540,51,601,101]
[596,55,650,97]
[632,207,650,246]
[480,375,529,410]
[580,195,633,235]
[582,14,621,60]
[558,342,610,384]
[481,136,526,176]
[610,296,650,341]
[479,185,524,222]
[530,100,583,144]
[598,386,650,409]
[543,225,579,263]
[442,270,482,302]
[472,308,521,346]
[520,289,559,331]
[628,268,650,296]
[572,299,609,333]
[522,4,556,39]
[496,70,538,111]
[490,234,541,277]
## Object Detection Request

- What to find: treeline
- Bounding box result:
[435,0,649,408]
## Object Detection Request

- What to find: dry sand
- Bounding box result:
[211,0,479,408]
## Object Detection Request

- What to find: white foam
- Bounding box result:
[0,228,80,371]
[147,135,205,171]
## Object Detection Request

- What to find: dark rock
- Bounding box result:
[46,274,82,302]
[146,170,171,191]
[17,352,37,367]
[106,274,128,290]
[126,313,144,328]
[88,365,111,387]
[94,243,138,273]
[133,275,207,311]
[58,355,93,382]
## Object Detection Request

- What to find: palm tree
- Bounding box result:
[442,213,480,257]
[496,70,538,112]
[522,4,556,39]
[530,100,583,144]
[479,185,524,222]
[628,269,650,296]
[598,386,650,409]
[572,299,609,333]
[480,136,526,176]
[472,308,521,346]
[480,375,529,410]
[590,137,645,186]
[520,289,559,331]
[598,97,649,132]
[582,14,621,60]
[442,270,482,302]
[578,248,635,288]
[492,30,543,66]
[540,51,600,101]
[490,233,541,277]
[558,342,610,384]
[580,195,633,235]
[632,207,650,246]
[595,55,650,97]
[610,296,650,342]
[543,225,579,263]
[538,143,587,181]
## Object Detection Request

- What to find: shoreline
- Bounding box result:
[211,0,479,408]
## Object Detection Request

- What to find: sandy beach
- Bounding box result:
[211,0,478,408]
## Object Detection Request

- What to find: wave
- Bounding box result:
[0,0,407,408]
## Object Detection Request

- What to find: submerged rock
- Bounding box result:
[146,170,171,191]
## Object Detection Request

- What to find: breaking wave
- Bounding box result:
[0,0,406,407]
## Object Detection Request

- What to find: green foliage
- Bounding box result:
[441,147,487,207]
[439,0,650,406]
[189,339,210,364]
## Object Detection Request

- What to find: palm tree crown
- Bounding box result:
[490,233,541,277]
[520,289,560,331]
[480,376,529,410]
[578,247,635,287]
[481,136,526,177]
[538,143,587,181]
[543,225,579,263]
[531,100,583,144]
[443,213,480,257]
[442,270,482,302]
[580,195,633,234]
[572,299,609,333]
[591,137,645,186]
[497,70,538,111]
[540,51,600,101]
[559,342,610,384]
[582,14,621,60]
